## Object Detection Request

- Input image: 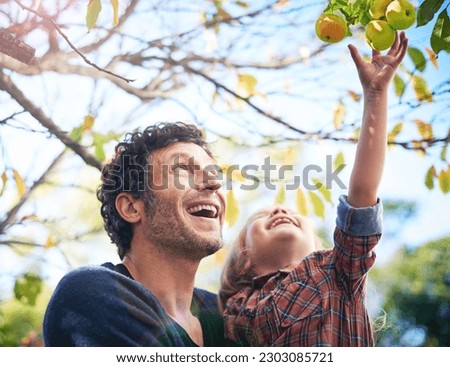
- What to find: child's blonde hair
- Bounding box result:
[218,212,259,312]
[218,207,322,311]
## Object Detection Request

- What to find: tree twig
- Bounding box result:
[12,0,134,83]
[0,70,103,171]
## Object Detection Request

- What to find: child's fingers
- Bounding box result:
[348,44,365,68]
[387,32,401,56]
[397,33,408,62]
[372,48,381,59]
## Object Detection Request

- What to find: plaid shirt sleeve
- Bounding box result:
[333,195,383,296]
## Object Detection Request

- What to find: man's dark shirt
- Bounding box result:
[43,262,227,346]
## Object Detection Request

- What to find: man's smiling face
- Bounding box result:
[142,142,225,259]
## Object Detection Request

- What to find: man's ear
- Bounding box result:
[115,193,144,224]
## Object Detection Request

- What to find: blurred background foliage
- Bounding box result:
[0,0,449,346]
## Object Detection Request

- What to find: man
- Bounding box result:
[43,122,229,346]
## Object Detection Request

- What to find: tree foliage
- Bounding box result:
[373,237,450,346]
[0,0,449,346]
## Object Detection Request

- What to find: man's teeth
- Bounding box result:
[270,217,295,229]
[187,204,217,217]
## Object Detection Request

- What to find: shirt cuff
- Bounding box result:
[336,195,383,236]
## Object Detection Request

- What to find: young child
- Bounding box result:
[219,33,408,347]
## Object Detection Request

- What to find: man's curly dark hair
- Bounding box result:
[97,122,212,259]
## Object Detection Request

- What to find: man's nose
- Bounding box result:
[198,167,222,191]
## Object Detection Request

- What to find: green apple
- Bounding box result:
[315,13,348,43]
[365,20,395,51]
[386,0,416,30]
[369,0,393,19]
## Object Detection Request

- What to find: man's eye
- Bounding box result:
[173,164,189,171]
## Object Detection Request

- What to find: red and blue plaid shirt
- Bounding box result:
[224,196,383,347]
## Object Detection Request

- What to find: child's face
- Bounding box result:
[244,205,316,276]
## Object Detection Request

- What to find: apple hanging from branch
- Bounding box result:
[314,0,416,51]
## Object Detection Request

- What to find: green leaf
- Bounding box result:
[86,0,102,31]
[14,273,43,306]
[333,152,345,171]
[388,122,403,143]
[431,9,450,54]
[438,167,450,193]
[274,184,286,204]
[235,1,249,8]
[408,47,427,72]
[69,126,83,142]
[393,74,406,97]
[110,0,119,26]
[308,191,325,219]
[225,189,239,227]
[312,178,332,204]
[296,187,308,216]
[0,171,6,196]
[425,166,436,190]
[417,0,444,27]
[440,144,448,161]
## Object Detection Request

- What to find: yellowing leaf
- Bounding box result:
[20,214,39,222]
[275,0,290,8]
[333,100,345,130]
[438,167,450,194]
[425,166,436,190]
[220,164,246,183]
[352,126,361,141]
[425,47,438,69]
[270,146,297,166]
[0,171,7,196]
[225,189,239,226]
[86,0,102,31]
[110,0,119,26]
[347,90,361,102]
[82,114,95,132]
[274,184,286,204]
[411,75,433,102]
[237,74,257,97]
[296,188,308,216]
[333,152,345,171]
[413,141,426,157]
[283,147,297,166]
[44,235,57,249]
[309,191,325,219]
[312,178,332,204]
[214,247,228,264]
[414,119,433,140]
[13,169,26,198]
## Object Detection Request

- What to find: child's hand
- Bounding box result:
[348,32,408,95]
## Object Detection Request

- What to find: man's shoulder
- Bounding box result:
[54,263,126,290]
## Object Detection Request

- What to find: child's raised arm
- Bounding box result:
[347,32,408,208]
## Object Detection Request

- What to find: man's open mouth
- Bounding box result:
[187,204,218,219]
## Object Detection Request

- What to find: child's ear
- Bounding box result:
[115,193,144,223]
